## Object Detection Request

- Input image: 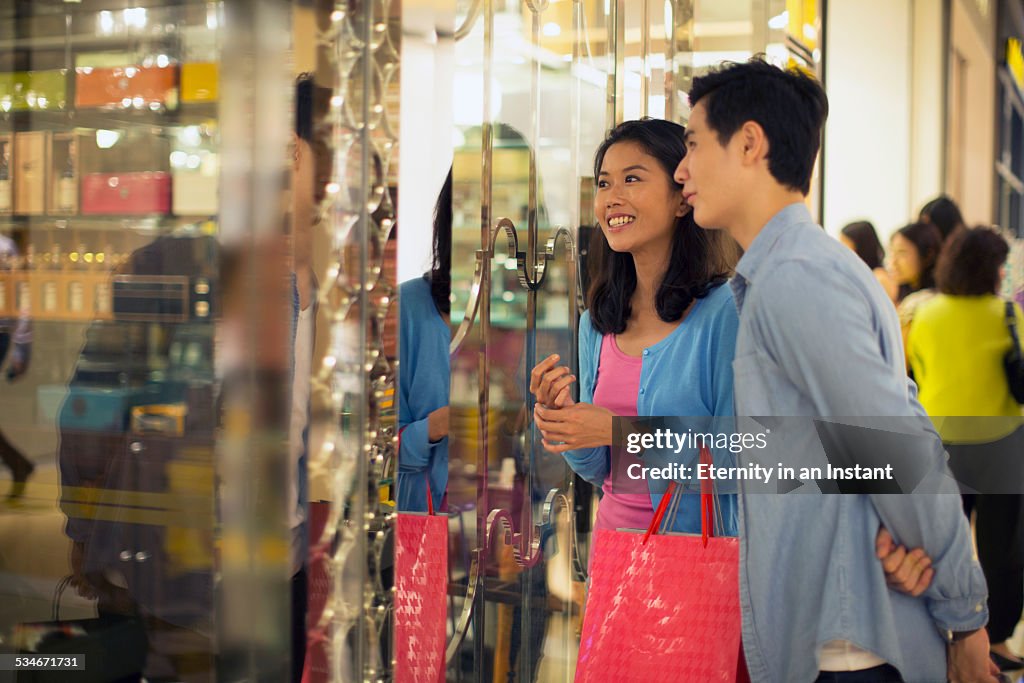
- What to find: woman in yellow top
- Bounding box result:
[907,225,1024,673]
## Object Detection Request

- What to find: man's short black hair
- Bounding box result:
[295,73,314,143]
[688,57,828,195]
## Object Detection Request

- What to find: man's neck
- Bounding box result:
[728,188,807,251]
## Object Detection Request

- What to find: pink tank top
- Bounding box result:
[591,334,654,532]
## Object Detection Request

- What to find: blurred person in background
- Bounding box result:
[907,226,1024,674]
[919,195,966,243]
[889,222,943,361]
[0,233,33,500]
[840,221,897,302]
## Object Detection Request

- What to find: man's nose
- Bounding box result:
[674,157,689,184]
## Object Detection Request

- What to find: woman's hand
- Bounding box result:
[533,402,613,453]
[427,406,449,443]
[529,354,576,408]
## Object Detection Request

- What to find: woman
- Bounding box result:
[397,170,451,513]
[889,221,943,354]
[839,220,897,301]
[907,226,1024,673]
[918,194,965,242]
[529,119,740,536]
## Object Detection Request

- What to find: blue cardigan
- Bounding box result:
[397,277,449,512]
[569,282,739,535]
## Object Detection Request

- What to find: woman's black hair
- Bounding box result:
[918,195,965,242]
[427,168,453,315]
[840,221,885,270]
[587,118,738,334]
[893,221,943,300]
[936,226,1009,296]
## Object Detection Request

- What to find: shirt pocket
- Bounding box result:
[732,349,785,415]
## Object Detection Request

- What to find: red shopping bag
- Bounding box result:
[394,485,448,683]
[575,446,741,683]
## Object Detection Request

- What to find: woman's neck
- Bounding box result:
[631,248,669,314]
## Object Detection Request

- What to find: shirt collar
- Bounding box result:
[730,202,812,311]
[734,202,812,282]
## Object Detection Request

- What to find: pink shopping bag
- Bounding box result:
[575,446,741,683]
[394,484,448,683]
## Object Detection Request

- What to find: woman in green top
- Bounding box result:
[907,226,1024,672]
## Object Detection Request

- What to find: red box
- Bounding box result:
[75,65,178,109]
[81,172,171,215]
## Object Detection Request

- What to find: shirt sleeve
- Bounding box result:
[561,311,609,486]
[755,261,989,632]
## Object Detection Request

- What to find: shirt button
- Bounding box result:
[976,603,983,613]
[642,349,649,356]
[640,388,645,395]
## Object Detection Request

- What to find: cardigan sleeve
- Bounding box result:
[558,310,609,487]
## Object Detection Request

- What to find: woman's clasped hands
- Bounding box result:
[530,354,614,454]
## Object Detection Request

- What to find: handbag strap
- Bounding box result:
[641,445,717,547]
[1007,302,1021,354]
[52,574,73,622]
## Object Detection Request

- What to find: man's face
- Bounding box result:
[674,101,743,231]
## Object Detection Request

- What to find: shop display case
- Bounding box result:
[0,3,231,680]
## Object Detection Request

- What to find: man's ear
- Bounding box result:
[739,121,769,166]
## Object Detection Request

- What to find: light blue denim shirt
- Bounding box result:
[730,203,988,682]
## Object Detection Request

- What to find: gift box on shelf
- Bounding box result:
[181,63,218,103]
[81,172,171,215]
[0,70,67,111]
[75,65,178,110]
[14,131,51,215]
[49,132,89,216]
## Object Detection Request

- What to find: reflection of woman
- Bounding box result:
[530,119,739,535]
[889,222,942,355]
[839,221,897,302]
[907,226,1024,673]
[397,170,451,513]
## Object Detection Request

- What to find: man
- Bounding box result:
[0,234,34,500]
[675,58,998,683]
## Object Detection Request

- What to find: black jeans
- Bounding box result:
[962,492,1024,643]
[814,664,904,682]
[0,332,31,479]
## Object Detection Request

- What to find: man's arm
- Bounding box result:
[757,261,988,633]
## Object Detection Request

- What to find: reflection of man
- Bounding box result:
[60,235,218,682]
[288,72,323,683]
[676,59,996,683]
[0,234,34,500]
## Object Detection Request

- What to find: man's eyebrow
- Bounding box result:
[684,130,694,140]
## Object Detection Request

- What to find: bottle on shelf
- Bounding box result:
[0,143,11,213]
[57,148,76,213]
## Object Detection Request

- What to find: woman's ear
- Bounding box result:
[674,190,690,218]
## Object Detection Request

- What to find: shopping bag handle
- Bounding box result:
[642,445,716,547]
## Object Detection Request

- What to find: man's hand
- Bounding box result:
[427,406,449,443]
[876,526,934,596]
[947,629,1001,683]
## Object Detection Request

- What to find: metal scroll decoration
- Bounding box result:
[305,1,399,681]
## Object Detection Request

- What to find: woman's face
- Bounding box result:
[594,141,687,257]
[888,233,922,286]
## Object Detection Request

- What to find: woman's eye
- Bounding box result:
[597,180,608,188]
[625,175,639,182]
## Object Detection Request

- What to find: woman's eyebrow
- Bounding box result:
[599,164,649,175]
